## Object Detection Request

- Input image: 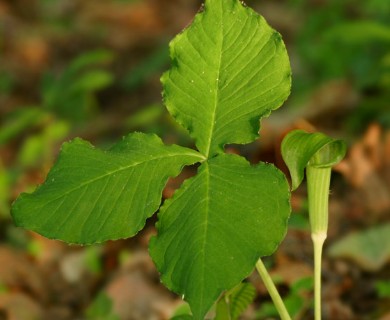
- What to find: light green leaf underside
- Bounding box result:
[281,130,346,190]
[170,302,193,320]
[12,133,204,244]
[163,0,291,157]
[149,154,290,319]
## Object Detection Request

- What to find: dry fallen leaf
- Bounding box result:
[335,123,390,217]
[0,293,44,320]
[381,312,390,320]
[105,271,177,320]
[0,246,46,302]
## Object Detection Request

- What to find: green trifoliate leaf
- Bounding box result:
[281,130,346,190]
[149,154,290,319]
[163,0,291,157]
[12,133,204,244]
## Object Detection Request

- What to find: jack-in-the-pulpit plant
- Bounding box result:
[11,0,292,318]
[282,130,346,320]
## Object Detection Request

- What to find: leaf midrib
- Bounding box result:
[204,0,224,158]
[199,163,211,316]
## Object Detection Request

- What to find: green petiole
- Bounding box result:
[256,259,292,320]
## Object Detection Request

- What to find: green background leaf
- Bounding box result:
[328,223,390,272]
[281,130,346,190]
[85,292,120,320]
[162,0,291,157]
[150,154,290,319]
[12,133,203,244]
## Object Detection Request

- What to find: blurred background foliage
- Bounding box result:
[0,0,389,319]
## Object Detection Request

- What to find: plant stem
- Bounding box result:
[312,232,326,320]
[306,166,332,320]
[255,259,292,320]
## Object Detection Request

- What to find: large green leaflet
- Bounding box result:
[12,133,203,244]
[150,155,290,319]
[162,0,291,157]
[11,0,292,318]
